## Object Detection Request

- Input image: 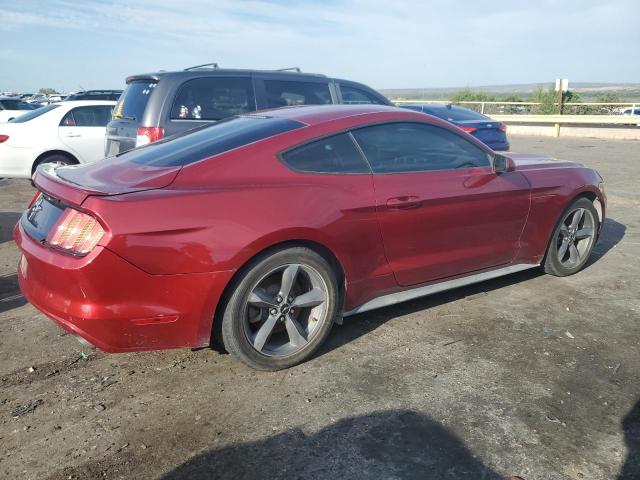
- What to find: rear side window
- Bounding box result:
[113,81,157,121]
[9,104,60,123]
[340,86,381,105]
[352,122,491,173]
[61,106,114,127]
[281,133,370,174]
[171,77,255,120]
[123,116,303,167]
[265,80,331,108]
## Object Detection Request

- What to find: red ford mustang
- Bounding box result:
[14,105,606,370]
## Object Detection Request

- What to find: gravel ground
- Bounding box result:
[0,135,638,480]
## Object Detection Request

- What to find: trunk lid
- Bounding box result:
[458,120,506,144]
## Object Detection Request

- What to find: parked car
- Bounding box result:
[401,103,510,151]
[0,100,115,179]
[65,90,123,101]
[0,97,37,122]
[105,65,391,155]
[15,105,605,370]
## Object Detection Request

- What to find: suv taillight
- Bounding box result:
[47,208,105,255]
[136,127,164,147]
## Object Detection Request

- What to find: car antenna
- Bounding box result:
[275,67,302,72]
[184,63,220,71]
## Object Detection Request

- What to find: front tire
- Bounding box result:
[543,197,599,277]
[219,247,339,371]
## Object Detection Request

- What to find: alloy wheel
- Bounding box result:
[556,207,596,267]
[243,263,329,357]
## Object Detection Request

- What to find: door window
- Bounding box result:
[340,85,381,105]
[351,122,491,173]
[60,106,114,127]
[264,80,331,108]
[171,77,255,120]
[281,133,370,174]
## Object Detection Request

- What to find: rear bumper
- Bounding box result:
[489,141,510,151]
[0,144,34,178]
[14,222,233,352]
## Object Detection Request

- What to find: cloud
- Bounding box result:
[0,0,638,91]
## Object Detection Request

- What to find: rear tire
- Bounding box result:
[32,154,75,180]
[543,197,599,277]
[219,246,339,371]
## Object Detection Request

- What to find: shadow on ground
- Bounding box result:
[0,212,21,244]
[619,399,640,479]
[0,273,26,313]
[162,410,508,480]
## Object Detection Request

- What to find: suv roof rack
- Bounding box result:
[274,67,301,73]
[184,63,220,71]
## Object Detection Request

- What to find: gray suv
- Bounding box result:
[105,65,391,155]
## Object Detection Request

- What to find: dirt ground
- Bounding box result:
[0,135,639,480]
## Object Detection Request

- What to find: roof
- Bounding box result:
[127,68,329,83]
[247,104,421,127]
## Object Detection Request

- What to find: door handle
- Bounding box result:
[64,133,81,138]
[386,196,422,209]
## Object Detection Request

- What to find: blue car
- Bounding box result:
[401,104,510,151]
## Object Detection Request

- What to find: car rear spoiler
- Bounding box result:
[126,74,161,84]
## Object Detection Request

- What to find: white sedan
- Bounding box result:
[0,100,115,179]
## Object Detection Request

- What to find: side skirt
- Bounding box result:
[343,263,539,317]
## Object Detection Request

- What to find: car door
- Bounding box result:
[59,105,113,163]
[351,122,531,286]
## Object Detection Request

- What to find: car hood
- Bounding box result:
[504,152,582,170]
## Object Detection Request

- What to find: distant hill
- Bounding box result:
[380,82,640,102]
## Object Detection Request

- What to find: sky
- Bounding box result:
[1,0,639,93]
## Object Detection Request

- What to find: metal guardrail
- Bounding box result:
[392,100,639,116]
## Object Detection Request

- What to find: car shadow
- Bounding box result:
[161,409,511,480]
[0,273,26,313]
[0,211,21,244]
[586,217,626,268]
[618,399,640,479]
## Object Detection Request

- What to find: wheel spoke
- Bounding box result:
[559,225,570,238]
[569,243,580,263]
[279,264,299,299]
[284,314,308,347]
[292,288,326,308]
[575,226,593,240]
[248,289,278,309]
[558,239,570,260]
[252,315,278,352]
[570,209,584,229]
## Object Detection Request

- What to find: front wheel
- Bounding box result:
[219,247,339,370]
[543,197,599,277]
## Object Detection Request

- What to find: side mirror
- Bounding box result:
[493,154,515,173]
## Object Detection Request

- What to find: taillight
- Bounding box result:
[0,134,9,143]
[459,125,478,134]
[136,127,164,147]
[46,208,105,255]
[499,123,507,132]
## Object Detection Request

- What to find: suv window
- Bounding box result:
[125,116,303,167]
[340,86,380,105]
[61,106,114,127]
[281,133,370,174]
[114,81,157,121]
[0,100,36,110]
[171,77,255,121]
[351,122,491,173]
[264,80,331,108]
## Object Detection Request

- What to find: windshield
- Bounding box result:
[121,116,304,167]
[9,104,60,123]
[113,81,156,121]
